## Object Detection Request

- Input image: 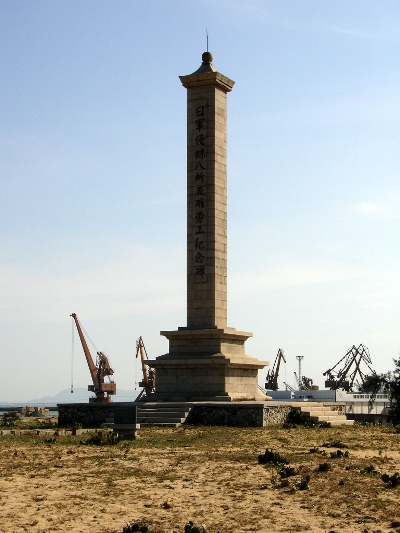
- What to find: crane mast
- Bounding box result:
[70,313,116,403]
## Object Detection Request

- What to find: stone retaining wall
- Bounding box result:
[57,401,340,428]
[58,403,139,430]
[263,405,292,426]
[187,403,292,427]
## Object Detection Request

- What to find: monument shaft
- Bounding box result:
[184,75,233,329]
[146,53,267,401]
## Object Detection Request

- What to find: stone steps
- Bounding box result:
[293,402,354,426]
[137,403,193,428]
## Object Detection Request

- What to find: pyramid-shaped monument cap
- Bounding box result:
[191,51,216,74]
[179,51,235,92]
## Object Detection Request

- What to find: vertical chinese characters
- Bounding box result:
[192,104,207,280]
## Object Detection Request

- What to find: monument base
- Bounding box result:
[146,327,268,402]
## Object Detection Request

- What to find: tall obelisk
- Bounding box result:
[147,52,267,401]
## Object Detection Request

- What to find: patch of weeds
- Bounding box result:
[71,422,83,435]
[270,474,278,486]
[1,412,19,427]
[121,440,132,453]
[270,465,298,489]
[184,521,207,533]
[360,464,380,475]
[381,472,400,487]
[322,440,348,448]
[296,475,310,490]
[329,449,349,458]
[122,521,151,533]
[80,429,121,446]
[317,462,332,472]
[284,410,331,428]
[258,448,288,465]
[278,465,297,478]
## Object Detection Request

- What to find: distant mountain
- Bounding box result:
[1,388,139,406]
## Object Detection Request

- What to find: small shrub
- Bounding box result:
[318,462,332,472]
[284,410,331,428]
[71,422,83,434]
[381,472,400,487]
[122,523,150,533]
[360,464,379,475]
[322,440,348,449]
[1,412,19,427]
[279,465,297,478]
[330,449,349,458]
[258,448,289,465]
[296,475,310,490]
[81,429,121,446]
[184,521,207,533]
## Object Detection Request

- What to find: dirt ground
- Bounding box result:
[0,424,399,533]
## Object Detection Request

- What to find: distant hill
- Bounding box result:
[1,387,140,407]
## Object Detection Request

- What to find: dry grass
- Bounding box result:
[0,424,399,533]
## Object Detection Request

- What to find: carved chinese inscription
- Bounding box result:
[191,102,207,282]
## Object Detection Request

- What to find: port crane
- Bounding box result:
[323,344,375,392]
[134,336,155,401]
[265,348,286,390]
[70,313,116,403]
[294,372,315,390]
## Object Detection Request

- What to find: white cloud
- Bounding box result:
[326,25,389,41]
[352,191,400,219]
[230,260,358,294]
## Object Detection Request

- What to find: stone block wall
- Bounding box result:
[187,402,292,427]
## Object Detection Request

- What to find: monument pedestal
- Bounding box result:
[147,328,267,402]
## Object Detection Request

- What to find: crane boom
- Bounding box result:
[135,337,155,401]
[265,348,286,390]
[71,313,98,389]
[70,313,116,402]
[323,344,375,392]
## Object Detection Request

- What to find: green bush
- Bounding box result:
[284,409,331,428]
[381,472,400,487]
[80,429,121,446]
[258,448,289,465]
[318,462,332,472]
[297,475,310,490]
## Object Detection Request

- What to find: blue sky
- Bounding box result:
[1,0,399,401]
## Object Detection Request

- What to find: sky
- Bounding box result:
[1,0,399,402]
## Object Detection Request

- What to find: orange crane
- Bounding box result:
[70,313,116,403]
[135,336,155,401]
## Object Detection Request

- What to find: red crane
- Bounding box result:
[71,313,116,403]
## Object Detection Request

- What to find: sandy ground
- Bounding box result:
[0,425,399,533]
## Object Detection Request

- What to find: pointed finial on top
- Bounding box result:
[206,28,209,52]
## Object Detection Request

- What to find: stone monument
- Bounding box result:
[147,52,267,401]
